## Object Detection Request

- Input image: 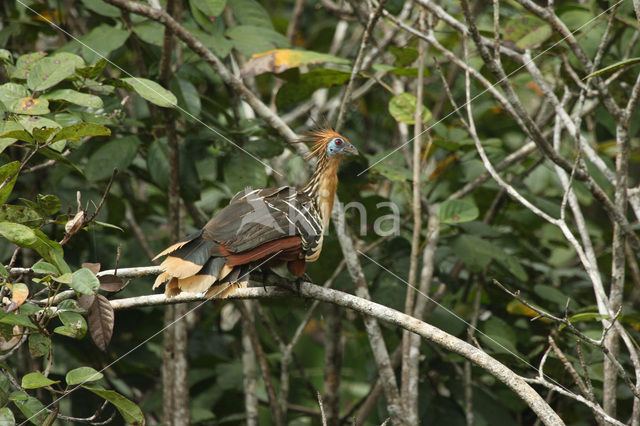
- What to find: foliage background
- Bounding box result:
[0,0,639,424]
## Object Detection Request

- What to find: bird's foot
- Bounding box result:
[294,273,312,296]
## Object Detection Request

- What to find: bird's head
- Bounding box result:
[305,129,358,160]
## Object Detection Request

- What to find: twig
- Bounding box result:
[317,392,328,426]
[491,278,640,401]
[237,300,283,425]
[334,0,386,131]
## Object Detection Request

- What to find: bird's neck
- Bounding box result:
[301,155,341,229]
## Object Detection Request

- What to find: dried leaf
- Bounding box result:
[82,263,101,275]
[241,48,349,78]
[87,294,114,351]
[78,294,95,310]
[6,283,29,313]
[98,275,123,292]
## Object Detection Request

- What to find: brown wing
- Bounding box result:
[153,186,320,298]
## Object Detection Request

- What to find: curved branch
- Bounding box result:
[104,269,563,426]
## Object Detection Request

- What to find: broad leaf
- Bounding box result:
[438,200,479,224]
[42,89,103,108]
[0,205,42,227]
[84,386,145,425]
[120,78,177,108]
[21,372,59,389]
[277,69,351,107]
[9,52,47,79]
[503,15,552,49]
[0,161,21,205]
[70,268,100,295]
[79,25,130,63]
[13,396,47,425]
[28,334,50,358]
[51,122,110,142]
[87,294,115,350]
[388,93,432,124]
[55,311,87,339]
[27,53,84,91]
[66,367,103,386]
[85,135,140,181]
[225,26,289,57]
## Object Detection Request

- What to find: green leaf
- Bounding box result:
[0,83,28,110]
[388,93,432,124]
[223,151,267,193]
[0,407,15,424]
[0,161,21,205]
[36,194,61,216]
[70,268,100,295]
[534,284,578,310]
[480,316,519,355]
[438,200,479,224]
[0,222,37,246]
[13,397,46,425]
[31,261,58,275]
[10,52,47,79]
[27,53,84,91]
[83,385,145,425]
[225,26,289,57]
[132,21,164,46]
[389,46,418,67]
[78,25,130,64]
[146,139,200,202]
[503,15,552,49]
[74,58,107,79]
[41,89,103,109]
[28,334,50,358]
[0,312,37,329]
[584,57,640,79]
[8,391,28,401]
[11,97,49,116]
[21,372,59,389]
[230,0,273,28]
[85,135,140,181]
[32,127,58,143]
[0,50,11,63]
[277,69,351,107]
[120,78,177,108]
[170,77,201,119]
[66,367,103,386]
[16,116,61,135]
[30,229,70,274]
[371,163,412,182]
[0,121,23,153]
[191,0,227,19]
[80,0,121,17]
[56,312,87,339]
[51,122,110,142]
[0,205,43,227]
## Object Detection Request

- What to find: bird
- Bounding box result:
[152,128,358,299]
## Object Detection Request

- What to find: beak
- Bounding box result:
[343,143,358,156]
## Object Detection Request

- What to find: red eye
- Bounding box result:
[335,138,343,145]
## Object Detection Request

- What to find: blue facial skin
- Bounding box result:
[326,137,359,157]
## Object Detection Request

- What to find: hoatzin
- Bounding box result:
[153,129,358,298]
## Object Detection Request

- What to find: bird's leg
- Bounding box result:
[294,273,312,295]
[260,268,269,292]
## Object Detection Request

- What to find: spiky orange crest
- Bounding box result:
[303,128,351,160]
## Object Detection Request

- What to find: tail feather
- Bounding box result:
[178,274,218,294]
[153,230,204,260]
[159,255,203,279]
